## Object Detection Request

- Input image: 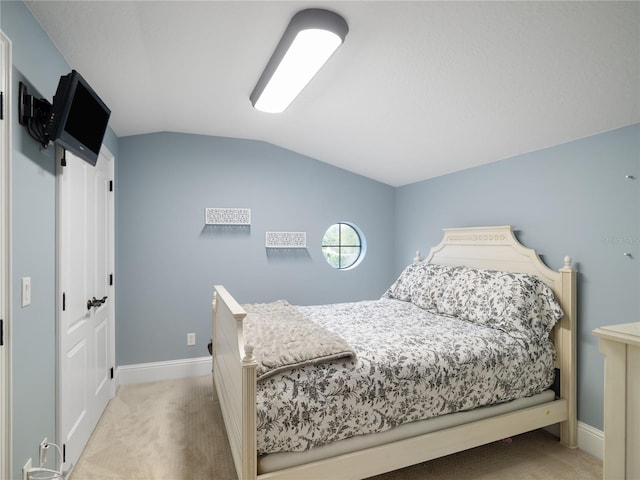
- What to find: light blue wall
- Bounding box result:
[116,132,395,365]
[1,2,118,478]
[394,124,640,430]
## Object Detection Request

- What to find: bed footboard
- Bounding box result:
[212,285,258,480]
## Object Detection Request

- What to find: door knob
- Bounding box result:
[87,296,108,310]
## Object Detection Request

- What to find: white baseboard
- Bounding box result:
[116,356,212,387]
[543,421,602,461]
[577,421,603,461]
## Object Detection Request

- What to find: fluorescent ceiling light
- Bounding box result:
[250,9,349,113]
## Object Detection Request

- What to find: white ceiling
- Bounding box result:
[24,1,640,187]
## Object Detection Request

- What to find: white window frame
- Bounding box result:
[321,222,366,270]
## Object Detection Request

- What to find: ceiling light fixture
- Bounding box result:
[250,9,349,113]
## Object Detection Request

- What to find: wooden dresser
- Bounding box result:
[593,322,640,480]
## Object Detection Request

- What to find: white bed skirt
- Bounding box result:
[259,390,555,474]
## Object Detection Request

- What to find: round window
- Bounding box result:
[321,222,365,269]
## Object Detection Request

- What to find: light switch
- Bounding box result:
[22,277,31,307]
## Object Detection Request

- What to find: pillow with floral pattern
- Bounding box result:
[410,263,461,312]
[382,262,421,302]
[481,271,564,339]
[436,267,490,319]
[438,268,564,340]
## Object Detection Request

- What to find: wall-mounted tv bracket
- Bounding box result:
[18,81,52,148]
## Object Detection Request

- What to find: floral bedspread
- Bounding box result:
[255,298,555,455]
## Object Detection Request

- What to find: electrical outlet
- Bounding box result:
[23,458,31,480]
[187,333,196,346]
[39,437,48,467]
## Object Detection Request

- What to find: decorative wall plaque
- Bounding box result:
[265,231,307,248]
[205,208,251,225]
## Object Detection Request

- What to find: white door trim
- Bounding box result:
[0,29,13,480]
[106,148,116,401]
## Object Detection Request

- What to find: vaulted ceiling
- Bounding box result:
[24,1,640,186]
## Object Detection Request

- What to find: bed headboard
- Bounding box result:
[425,225,567,298]
[425,225,577,446]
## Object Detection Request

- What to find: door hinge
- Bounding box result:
[62,292,66,311]
[109,273,113,286]
[110,367,114,380]
[109,180,113,192]
[0,318,4,346]
[0,91,4,120]
[62,444,66,463]
[61,149,67,167]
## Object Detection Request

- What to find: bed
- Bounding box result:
[212,225,577,480]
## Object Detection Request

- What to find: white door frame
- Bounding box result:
[56,145,116,465]
[0,29,13,480]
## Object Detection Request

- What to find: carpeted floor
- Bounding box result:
[70,375,602,480]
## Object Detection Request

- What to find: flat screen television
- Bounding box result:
[47,70,111,166]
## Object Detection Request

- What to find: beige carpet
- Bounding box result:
[70,375,602,480]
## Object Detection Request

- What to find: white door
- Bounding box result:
[57,147,114,468]
[0,29,12,480]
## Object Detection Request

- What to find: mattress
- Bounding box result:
[255,299,556,456]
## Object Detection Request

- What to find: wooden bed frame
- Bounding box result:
[212,225,577,480]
